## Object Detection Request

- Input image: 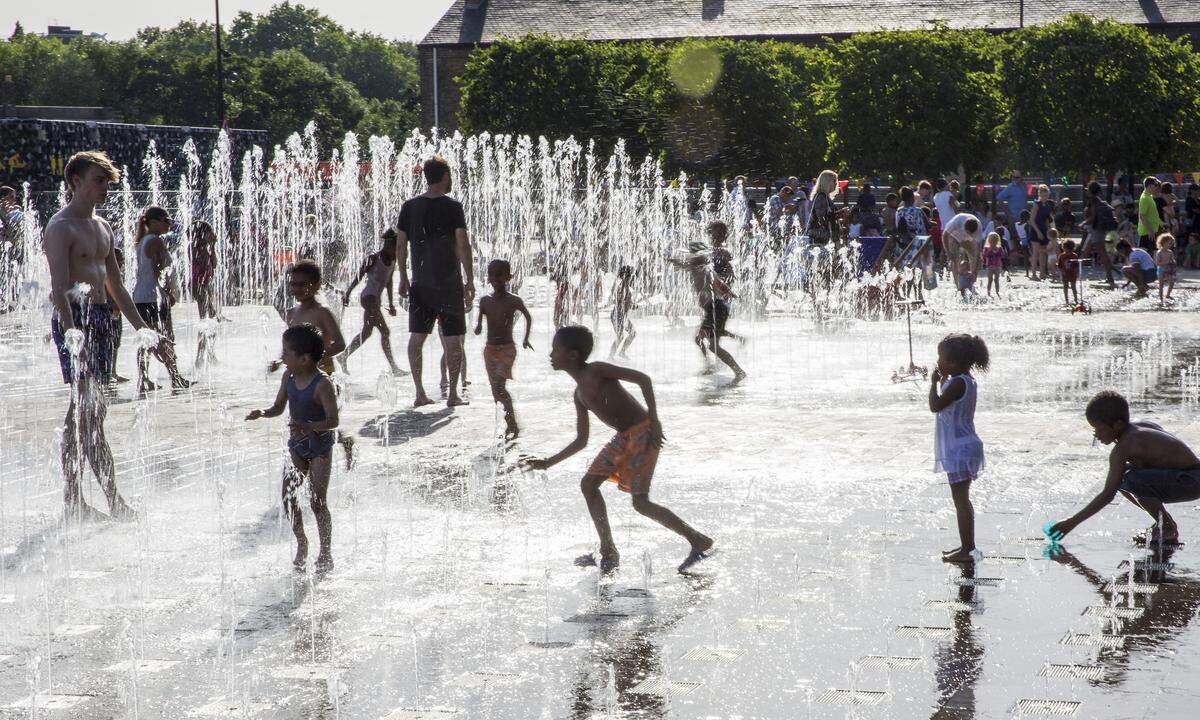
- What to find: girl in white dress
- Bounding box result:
[929,333,989,564]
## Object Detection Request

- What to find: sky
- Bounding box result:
[2,0,456,42]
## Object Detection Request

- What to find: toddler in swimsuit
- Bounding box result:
[247,324,340,572]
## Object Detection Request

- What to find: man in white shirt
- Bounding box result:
[933,178,960,228]
[942,212,982,295]
[1123,246,1158,297]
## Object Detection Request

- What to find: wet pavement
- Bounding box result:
[2,276,1200,719]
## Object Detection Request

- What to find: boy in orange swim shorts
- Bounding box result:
[474,259,533,439]
[525,326,714,573]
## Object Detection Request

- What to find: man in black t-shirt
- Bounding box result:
[396,156,475,407]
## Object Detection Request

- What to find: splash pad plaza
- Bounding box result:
[2,129,1200,719]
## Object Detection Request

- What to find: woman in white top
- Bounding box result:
[341,230,403,375]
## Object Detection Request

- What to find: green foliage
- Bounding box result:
[822,26,1004,180]
[0,2,419,148]
[1002,14,1200,172]
[458,35,656,157]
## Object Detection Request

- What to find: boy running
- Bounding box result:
[341,229,404,376]
[247,324,340,572]
[473,259,533,439]
[1048,391,1200,546]
[273,259,355,468]
[524,326,714,573]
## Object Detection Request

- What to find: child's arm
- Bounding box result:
[592,362,663,447]
[292,378,340,433]
[927,370,964,413]
[1048,445,1127,538]
[343,258,370,306]
[246,373,289,420]
[516,296,534,349]
[385,263,396,314]
[524,393,589,470]
[473,297,486,336]
[317,308,347,359]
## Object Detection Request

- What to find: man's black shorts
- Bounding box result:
[136,302,167,332]
[408,286,466,336]
[700,299,730,336]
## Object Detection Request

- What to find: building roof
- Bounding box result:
[421,0,1200,46]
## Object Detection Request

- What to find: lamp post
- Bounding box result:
[215,0,227,128]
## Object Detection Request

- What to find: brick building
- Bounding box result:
[419,0,1200,132]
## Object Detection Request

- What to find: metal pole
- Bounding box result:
[1019,0,1024,29]
[215,0,227,128]
[432,47,440,130]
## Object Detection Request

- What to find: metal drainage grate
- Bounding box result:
[1102,581,1158,595]
[952,577,1003,587]
[925,599,979,611]
[1038,664,1106,681]
[737,616,791,629]
[1060,632,1125,649]
[681,646,746,662]
[527,640,572,649]
[895,625,953,640]
[381,709,461,720]
[564,612,629,623]
[1082,605,1144,620]
[1013,698,1081,716]
[815,689,888,707]
[856,655,922,671]
[628,678,701,697]
[614,588,651,598]
[983,555,1028,564]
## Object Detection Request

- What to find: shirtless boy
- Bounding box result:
[341,229,404,376]
[43,151,172,520]
[1048,391,1200,545]
[273,259,354,468]
[474,259,533,439]
[524,326,714,573]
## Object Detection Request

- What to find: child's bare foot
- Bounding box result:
[108,496,138,522]
[730,370,747,385]
[315,553,334,573]
[942,547,980,564]
[447,394,469,407]
[413,394,434,408]
[678,536,715,573]
[64,499,108,523]
[575,552,620,573]
[504,415,519,440]
[171,376,194,390]
[941,546,962,556]
[293,539,309,570]
[390,366,409,377]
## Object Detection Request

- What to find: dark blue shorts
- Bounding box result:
[289,430,336,460]
[51,303,115,384]
[1120,466,1200,503]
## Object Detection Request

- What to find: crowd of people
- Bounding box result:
[742,170,1198,306]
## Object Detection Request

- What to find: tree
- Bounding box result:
[239,49,365,149]
[11,22,24,39]
[228,2,345,68]
[1002,15,1200,174]
[821,26,1004,180]
[457,36,657,156]
[640,39,830,177]
[337,33,418,103]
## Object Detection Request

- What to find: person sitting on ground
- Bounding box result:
[474,259,533,440]
[1122,244,1158,297]
[1048,391,1200,547]
[523,326,715,573]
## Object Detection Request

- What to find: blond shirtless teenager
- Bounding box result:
[43,151,173,520]
[271,260,355,468]
[1049,391,1200,546]
[524,326,714,573]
